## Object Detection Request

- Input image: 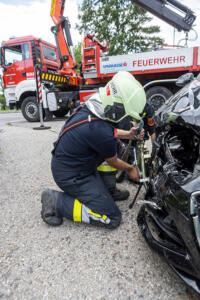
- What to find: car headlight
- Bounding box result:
[190,191,200,248]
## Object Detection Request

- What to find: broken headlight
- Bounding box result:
[190,191,200,249]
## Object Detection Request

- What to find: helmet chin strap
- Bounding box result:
[107,120,120,128]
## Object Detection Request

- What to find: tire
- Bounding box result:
[21,96,40,122]
[53,109,69,118]
[146,86,173,111]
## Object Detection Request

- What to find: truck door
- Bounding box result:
[3,43,31,87]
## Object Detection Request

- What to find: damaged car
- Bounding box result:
[137,73,200,295]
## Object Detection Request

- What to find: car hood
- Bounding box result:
[155,79,200,134]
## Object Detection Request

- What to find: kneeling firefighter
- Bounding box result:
[41,71,146,229]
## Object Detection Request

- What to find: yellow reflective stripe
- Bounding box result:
[88,209,107,221]
[73,199,82,222]
[97,164,117,172]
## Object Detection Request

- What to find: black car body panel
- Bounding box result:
[137,76,200,294]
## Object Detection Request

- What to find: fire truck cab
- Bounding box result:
[0,36,60,121]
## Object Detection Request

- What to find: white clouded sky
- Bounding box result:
[148,0,200,48]
[0,0,199,49]
[0,0,81,46]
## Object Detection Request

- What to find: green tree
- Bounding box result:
[73,42,82,74]
[76,0,164,55]
[74,42,82,66]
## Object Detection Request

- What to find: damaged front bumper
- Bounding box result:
[137,205,200,294]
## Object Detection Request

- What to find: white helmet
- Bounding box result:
[99,71,146,122]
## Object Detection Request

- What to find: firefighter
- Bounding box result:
[41,71,146,229]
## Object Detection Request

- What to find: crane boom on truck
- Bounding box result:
[50,0,81,82]
[131,0,196,32]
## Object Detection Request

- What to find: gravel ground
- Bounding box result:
[0,116,199,300]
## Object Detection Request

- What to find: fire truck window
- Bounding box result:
[42,46,57,61]
[22,44,30,60]
[5,45,23,66]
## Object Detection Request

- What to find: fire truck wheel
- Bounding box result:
[146,86,173,111]
[52,109,69,118]
[21,96,40,122]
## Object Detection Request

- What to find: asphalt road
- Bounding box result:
[0,111,24,125]
[0,115,199,300]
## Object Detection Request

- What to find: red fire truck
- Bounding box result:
[47,0,198,113]
[81,34,200,110]
[0,36,62,121]
[81,0,198,108]
[0,0,197,122]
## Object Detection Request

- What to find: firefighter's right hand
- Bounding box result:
[127,166,139,182]
[136,128,144,141]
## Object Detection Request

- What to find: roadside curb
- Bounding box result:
[0,111,21,114]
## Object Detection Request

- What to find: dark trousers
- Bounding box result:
[51,157,121,229]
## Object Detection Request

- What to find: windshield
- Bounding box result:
[5,45,23,66]
[155,79,200,132]
[42,46,57,61]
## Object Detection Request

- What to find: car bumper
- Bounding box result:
[137,205,200,294]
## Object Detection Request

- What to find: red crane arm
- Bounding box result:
[50,0,78,77]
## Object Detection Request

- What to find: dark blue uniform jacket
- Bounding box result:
[53,106,117,170]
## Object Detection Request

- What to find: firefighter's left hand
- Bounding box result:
[129,127,144,140]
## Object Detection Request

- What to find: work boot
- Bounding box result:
[110,188,130,201]
[41,189,63,226]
